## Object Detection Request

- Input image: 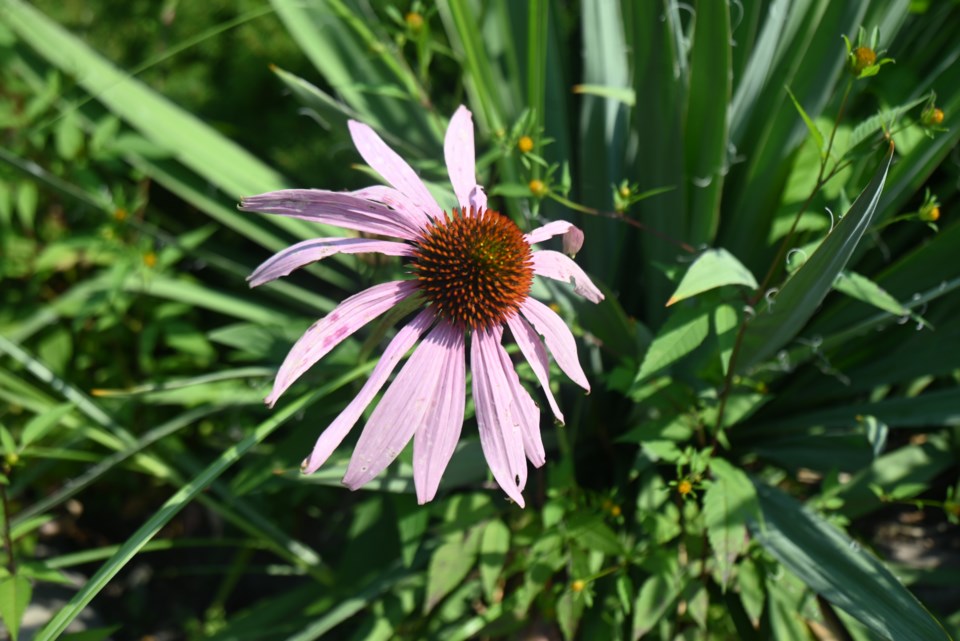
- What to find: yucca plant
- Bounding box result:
[1,0,958,639]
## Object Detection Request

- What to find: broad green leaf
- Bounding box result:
[702,459,759,588]
[737,144,894,371]
[666,249,759,306]
[0,575,32,641]
[714,303,739,376]
[737,556,765,627]
[391,495,428,568]
[751,482,952,641]
[833,270,913,317]
[557,589,584,641]
[635,302,711,382]
[479,519,510,603]
[566,513,622,556]
[424,532,478,613]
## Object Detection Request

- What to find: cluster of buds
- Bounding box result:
[843,27,893,79]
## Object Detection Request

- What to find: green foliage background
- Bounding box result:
[1,0,958,640]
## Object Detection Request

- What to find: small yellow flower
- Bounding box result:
[925,108,945,127]
[405,12,424,32]
[517,135,534,153]
[570,579,586,593]
[677,479,693,496]
[609,504,622,517]
[920,206,940,222]
[852,46,877,74]
[528,179,547,197]
[143,251,158,268]
[618,185,631,199]
[113,208,128,222]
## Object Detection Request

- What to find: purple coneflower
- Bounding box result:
[241,106,602,506]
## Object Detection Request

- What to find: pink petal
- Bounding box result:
[240,189,421,240]
[444,105,482,213]
[495,336,544,468]
[412,322,466,503]
[352,185,432,232]
[468,185,488,212]
[524,221,584,256]
[471,328,527,507]
[506,314,564,424]
[266,280,419,406]
[301,308,435,474]
[347,120,444,220]
[519,297,590,392]
[342,321,457,490]
[531,250,605,303]
[249,237,413,287]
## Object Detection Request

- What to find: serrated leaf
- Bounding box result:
[703,459,758,589]
[21,403,74,448]
[667,249,758,306]
[0,575,32,641]
[479,519,509,603]
[750,481,952,640]
[635,302,711,382]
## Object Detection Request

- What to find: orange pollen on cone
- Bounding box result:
[410,207,534,330]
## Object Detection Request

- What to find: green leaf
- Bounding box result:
[737,144,894,371]
[684,0,731,245]
[0,575,32,641]
[750,482,952,641]
[565,513,622,556]
[714,303,739,376]
[20,402,74,448]
[635,302,711,382]
[666,249,758,306]
[556,589,584,641]
[391,495,428,568]
[15,180,38,230]
[833,270,924,323]
[785,85,825,155]
[424,531,478,613]
[479,519,510,603]
[703,459,759,588]
[54,111,83,160]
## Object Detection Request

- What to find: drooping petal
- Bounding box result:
[249,237,413,287]
[347,120,444,220]
[444,105,482,213]
[531,250,605,303]
[412,322,466,504]
[524,220,584,256]
[266,280,419,406]
[520,297,590,392]
[468,185,488,212]
[471,328,527,507]
[506,313,564,424]
[301,309,435,474]
[342,321,456,490]
[240,189,421,240]
[494,335,544,468]
[352,185,432,231]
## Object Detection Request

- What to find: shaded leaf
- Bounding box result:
[667,248,758,306]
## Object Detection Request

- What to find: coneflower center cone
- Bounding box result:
[410,208,533,330]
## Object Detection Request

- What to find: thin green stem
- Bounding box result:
[1,479,15,576]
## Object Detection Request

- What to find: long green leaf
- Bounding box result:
[737,144,894,371]
[750,482,951,641]
[32,365,370,641]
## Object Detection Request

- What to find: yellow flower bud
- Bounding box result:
[528,179,547,197]
[852,46,877,74]
[405,12,424,32]
[517,136,534,153]
[571,579,586,592]
[678,479,693,496]
[143,252,158,268]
